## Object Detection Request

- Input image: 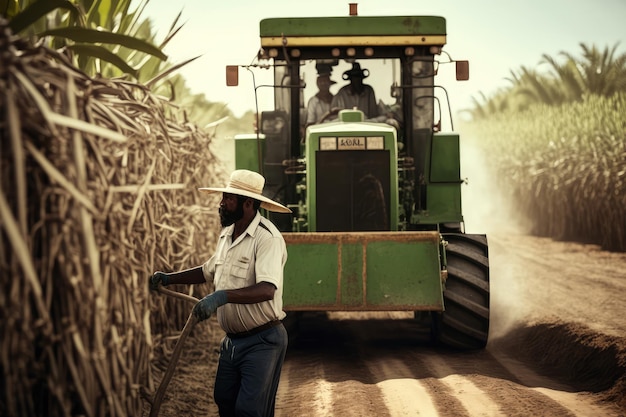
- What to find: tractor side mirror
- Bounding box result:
[456,61,469,81]
[226,65,239,86]
[390,82,402,99]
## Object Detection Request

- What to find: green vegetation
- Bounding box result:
[2,0,250,136]
[464,43,626,251]
[3,0,170,78]
[469,43,626,117]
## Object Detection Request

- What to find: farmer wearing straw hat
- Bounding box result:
[150,169,291,417]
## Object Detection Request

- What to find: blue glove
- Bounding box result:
[149,271,170,291]
[192,290,228,322]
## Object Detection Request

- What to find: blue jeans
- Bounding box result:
[214,323,288,417]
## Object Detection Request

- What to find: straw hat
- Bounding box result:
[199,169,292,213]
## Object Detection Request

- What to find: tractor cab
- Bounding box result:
[227,13,470,234]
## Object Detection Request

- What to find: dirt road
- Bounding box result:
[271,231,626,416]
[147,231,626,416]
[277,315,621,417]
[144,129,626,416]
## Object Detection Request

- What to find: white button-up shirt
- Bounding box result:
[202,212,287,334]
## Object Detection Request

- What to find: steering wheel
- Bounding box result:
[318,107,343,123]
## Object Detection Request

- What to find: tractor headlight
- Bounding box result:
[319,136,337,150]
[367,136,384,150]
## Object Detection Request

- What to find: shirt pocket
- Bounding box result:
[230,258,251,284]
[213,259,225,287]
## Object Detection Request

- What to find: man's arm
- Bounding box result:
[367,85,379,117]
[330,89,345,109]
[225,281,276,304]
[166,266,206,285]
[149,266,206,290]
[306,97,317,126]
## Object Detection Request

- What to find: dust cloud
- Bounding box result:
[210,131,236,173]
[459,137,529,340]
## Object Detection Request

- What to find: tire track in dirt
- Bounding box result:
[419,349,586,417]
[365,357,438,416]
[416,353,506,416]
[276,315,391,417]
[356,322,574,417]
[275,314,624,417]
[276,354,333,416]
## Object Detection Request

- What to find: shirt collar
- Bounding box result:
[220,211,262,238]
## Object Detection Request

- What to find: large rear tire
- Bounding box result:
[433,233,490,349]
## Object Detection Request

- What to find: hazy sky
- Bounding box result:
[141,0,626,120]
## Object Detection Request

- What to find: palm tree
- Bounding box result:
[550,43,626,97]
[4,0,175,80]
[2,0,237,128]
[508,65,563,106]
[466,42,626,118]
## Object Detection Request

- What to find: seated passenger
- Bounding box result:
[305,72,336,127]
[331,62,380,119]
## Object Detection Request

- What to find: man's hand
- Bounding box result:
[192,290,228,321]
[149,271,170,291]
[385,118,400,129]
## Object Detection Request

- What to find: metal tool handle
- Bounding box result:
[157,286,199,305]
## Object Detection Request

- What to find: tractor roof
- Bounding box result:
[259,16,447,48]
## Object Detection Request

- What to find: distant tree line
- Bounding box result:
[468,42,626,118]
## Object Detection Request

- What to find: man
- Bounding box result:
[150,169,291,417]
[330,62,380,119]
[305,72,336,126]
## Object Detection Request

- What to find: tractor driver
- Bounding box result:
[305,71,336,127]
[330,62,381,119]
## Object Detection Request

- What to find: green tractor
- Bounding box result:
[226,8,489,350]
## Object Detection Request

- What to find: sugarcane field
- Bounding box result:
[2,2,626,417]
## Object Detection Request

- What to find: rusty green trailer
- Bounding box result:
[283,231,444,311]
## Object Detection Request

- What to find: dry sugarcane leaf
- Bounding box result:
[5,85,28,236]
[126,158,157,236]
[24,141,99,215]
[12,69,127,143]
[0,190,50,323]
[68,73,105,295]
[109,183,185,193]
[3,31,225,416]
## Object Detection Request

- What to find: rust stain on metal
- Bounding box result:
[282,231,439,245]
[282,231,442,311]
[362,242,367,305]
[401,17,421,34]
[284,304,443,312]
[337,238,342,304]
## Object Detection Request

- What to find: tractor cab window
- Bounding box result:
[262,56,436,158]
[409,58,436,132]
[301,59,402,126]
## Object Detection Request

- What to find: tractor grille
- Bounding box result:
[315,150,390,231]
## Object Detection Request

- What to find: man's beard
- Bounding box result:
[219,202,244,227]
